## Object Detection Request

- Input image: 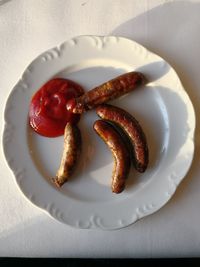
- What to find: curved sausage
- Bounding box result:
[67,71,147,114]
[52,123,81,187]
[93,120,131,194]
[96,104,149,173]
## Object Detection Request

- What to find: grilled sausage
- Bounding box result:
[67,71,147,114]
[96,104,148,173]
[52,123,81,187]
[93,120,131,193]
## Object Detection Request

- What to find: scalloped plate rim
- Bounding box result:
[2,35,196,230]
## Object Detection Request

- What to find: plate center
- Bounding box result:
[28,66,169,203]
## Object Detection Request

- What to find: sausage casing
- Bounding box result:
[68,71,146,114]
[52,123,81,187]
[96,104,149,173]
[93,120,131,193]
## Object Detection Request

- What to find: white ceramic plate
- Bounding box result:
[3,36,195,230]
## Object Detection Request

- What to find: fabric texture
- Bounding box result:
[0,0,199,257]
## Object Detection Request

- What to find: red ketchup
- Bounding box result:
[29,78,84,137]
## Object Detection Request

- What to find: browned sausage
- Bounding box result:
[93,120,131,194]
[96,104,148,173]
[67,71,147,114]
[52,123,81,187]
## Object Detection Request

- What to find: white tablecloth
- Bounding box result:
[0,0,200,257]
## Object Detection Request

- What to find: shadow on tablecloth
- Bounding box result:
[0,0,12,7]
[111,0,200,208]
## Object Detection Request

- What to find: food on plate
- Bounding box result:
[66,71,147,114]
[93,120,131,194]
[29,78,84,137]
[28,72,148,193]
[52,123,82,187]
[96,104,149,173]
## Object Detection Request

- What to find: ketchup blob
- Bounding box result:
[29,78,84,137]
